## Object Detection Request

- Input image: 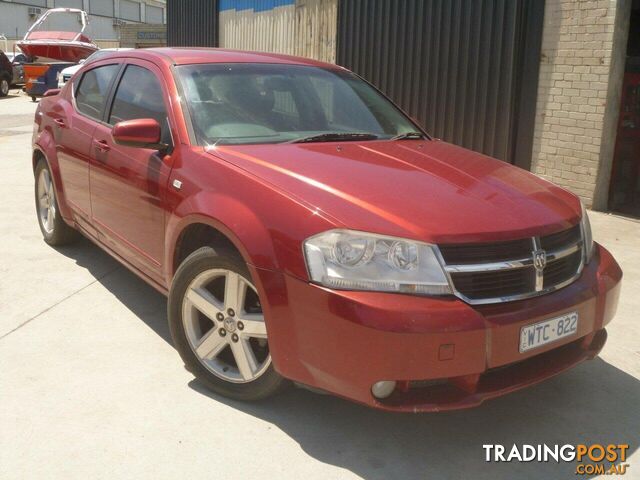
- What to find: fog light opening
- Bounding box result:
[371,380,397,399]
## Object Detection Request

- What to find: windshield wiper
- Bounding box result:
[390,131,426,140]
[289,132,379,144]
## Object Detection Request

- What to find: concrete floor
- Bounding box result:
[0,91,638,480]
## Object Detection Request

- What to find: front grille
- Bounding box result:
[439,224,584,304]
[543,249,582,289]
[450,267,535,300]
[439,238,532,265]
[540,224,581,250]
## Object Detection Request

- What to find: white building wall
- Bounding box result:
[89,0,113,17]
[12,0,46,6]
[146,4,162,24]
[54,0,82,8]
[0,0,165,43]
[119,0,140,22]
[0,2,46,39]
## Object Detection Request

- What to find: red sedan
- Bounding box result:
[32,48,622,411]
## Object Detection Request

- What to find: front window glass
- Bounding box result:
[177,63,418,145]
[75,64,119,120]
[108,64,171,144]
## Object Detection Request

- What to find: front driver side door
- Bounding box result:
[89,60,174,284]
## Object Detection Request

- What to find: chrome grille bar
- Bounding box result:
[532,237,544,292]
[443,242,582,273]
[437,225,585,305]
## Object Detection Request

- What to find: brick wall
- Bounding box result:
[530,0,618,206]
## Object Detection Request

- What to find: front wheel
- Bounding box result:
[168,246,287,401]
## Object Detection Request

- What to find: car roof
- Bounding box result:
[113,47,341,70]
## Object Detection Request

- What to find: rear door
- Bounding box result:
[89,59,174,282]
[55,61,120,228]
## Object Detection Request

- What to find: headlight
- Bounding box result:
[580,202,594,263]
[303,230,452,295]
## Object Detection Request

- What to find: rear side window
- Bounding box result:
[75,64,119,120]
[108,64,170,144]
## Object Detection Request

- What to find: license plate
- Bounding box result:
[519,312,579,353]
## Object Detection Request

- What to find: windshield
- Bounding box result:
[177,63,420,145]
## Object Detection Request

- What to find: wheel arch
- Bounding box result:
[32,143,74,222]
[172,221,246,275]
[32,145,47,172]
[33,128,57,173]
[165,192,279,288]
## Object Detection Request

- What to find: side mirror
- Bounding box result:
[43,88,61,97]
[112,118,165,150]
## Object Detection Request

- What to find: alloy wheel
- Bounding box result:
[37,168,56,234]
[182,268,271,383]
[0,79,8,96]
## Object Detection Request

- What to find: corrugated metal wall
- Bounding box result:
[218,0,337,63]
[337,0,545,167]
[295,0,337,62]
[167,0,218,47]
[219,0,297,55]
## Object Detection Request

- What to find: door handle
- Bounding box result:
[54,118,66,128]
[93,139,111,153]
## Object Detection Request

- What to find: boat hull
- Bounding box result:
[17,41,98,63]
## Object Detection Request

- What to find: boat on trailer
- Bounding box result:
[17,8,98,63]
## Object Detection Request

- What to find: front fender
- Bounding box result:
[165,191,277,283]
[164,181,338,288]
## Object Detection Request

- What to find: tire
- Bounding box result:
[34,159,79,246]
[169,246,287,401]
[0,76,9,97]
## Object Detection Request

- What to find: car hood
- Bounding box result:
[208,140,581,244]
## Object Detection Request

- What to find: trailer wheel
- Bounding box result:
[31,95,37,102]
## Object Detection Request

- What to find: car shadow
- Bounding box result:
[0,91,22,100]
[56,238,639,479]
[53,237,172,344]
[188,361,639,479]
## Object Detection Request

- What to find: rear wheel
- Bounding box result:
[34,159,79,245]
[168,246,286,401]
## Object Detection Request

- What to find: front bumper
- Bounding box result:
[252,244,622,412]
